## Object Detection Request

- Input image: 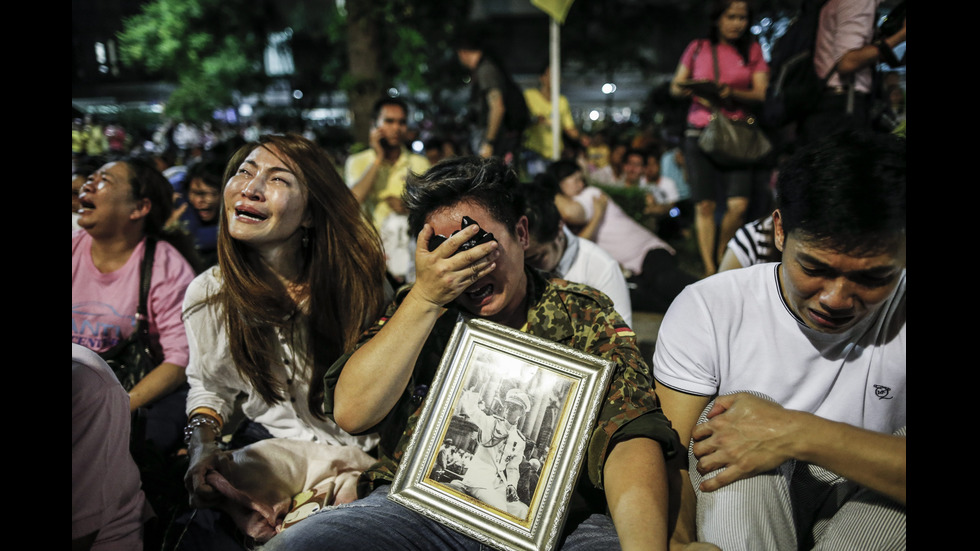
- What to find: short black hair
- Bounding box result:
[452,23,488,51]
[776,130,906,255]
[185,157,225,191]
[404,156,522,238]
[371,97,409,121]
[546,159,581,189]
[518,180,562,244]
[424,137,445,151]
[623,148,649,164]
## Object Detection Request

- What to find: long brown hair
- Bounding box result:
[214,134,387,419]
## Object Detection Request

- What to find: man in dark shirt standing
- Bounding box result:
[455,33,528,165]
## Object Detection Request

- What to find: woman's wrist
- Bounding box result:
[184,410,222,445]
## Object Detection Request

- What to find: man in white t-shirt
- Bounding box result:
[654,130,906,550]
[519,182,633,326]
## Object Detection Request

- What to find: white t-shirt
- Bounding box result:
[72,344,150,549]
[183,268,379,450]
[556,226,633,327]
[642,176,680,206]
[653,263,905,433]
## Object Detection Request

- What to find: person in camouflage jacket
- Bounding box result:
[325,267,679,502]
[265,156,680,551]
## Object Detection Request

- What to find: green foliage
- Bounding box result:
[385,0,471,93]
[117,0,469,124]
[594,184,656,227]
[119,0,269,120]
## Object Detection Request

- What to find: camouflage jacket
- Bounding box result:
[323,268,679,499]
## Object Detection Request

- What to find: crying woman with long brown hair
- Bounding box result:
[181,134,388,526]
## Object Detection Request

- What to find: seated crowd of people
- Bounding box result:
[76,21,909,526]
[72,124,905,551]
[74,0,907,543]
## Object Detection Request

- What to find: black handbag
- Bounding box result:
[698,109,772,166]
[99,237,160,390]
[697,43,772,166]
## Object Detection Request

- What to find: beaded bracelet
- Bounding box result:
[184,414,222,445]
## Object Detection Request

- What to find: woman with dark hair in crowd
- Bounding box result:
[72,157,197,452]
[670,0,769,275]
[182,134,389,509]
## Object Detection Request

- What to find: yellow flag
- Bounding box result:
[531,0,575,24]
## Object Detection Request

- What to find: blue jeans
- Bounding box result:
[262,486,622,551]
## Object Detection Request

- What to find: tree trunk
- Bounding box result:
[345,0,383,144]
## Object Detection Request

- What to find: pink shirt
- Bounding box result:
[680,39,768,128]
[814,0,878,93]
[572,186,673,275]
[72,230,195,367]
[72,344,152,549]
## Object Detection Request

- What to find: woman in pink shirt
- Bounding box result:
[670,0,769,275]
[72,158,197,452]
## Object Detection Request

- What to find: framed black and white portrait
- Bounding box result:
[388,317,614,551]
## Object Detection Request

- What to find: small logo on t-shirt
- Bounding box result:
[873,384,894,400]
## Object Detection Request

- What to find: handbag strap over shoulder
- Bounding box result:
[692,39,705,69]
[135,236,156,340]
[709,43,720,84]
[706,43,726,115]
[96,236,159,383]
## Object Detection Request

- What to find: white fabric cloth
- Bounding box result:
[691,396,906,550]
[183,268,379,450]
[653,263,906,434]
[72,344,151,550]
[642,176,680,206]
[205,439,375,542]
[556,226,633,327]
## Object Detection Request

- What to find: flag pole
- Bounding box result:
[550,17,561,160]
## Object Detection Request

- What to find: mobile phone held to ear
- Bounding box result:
[428,216,496,254]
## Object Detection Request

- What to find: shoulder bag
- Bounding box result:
[99,237,160,390]
[697,43,772,166]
